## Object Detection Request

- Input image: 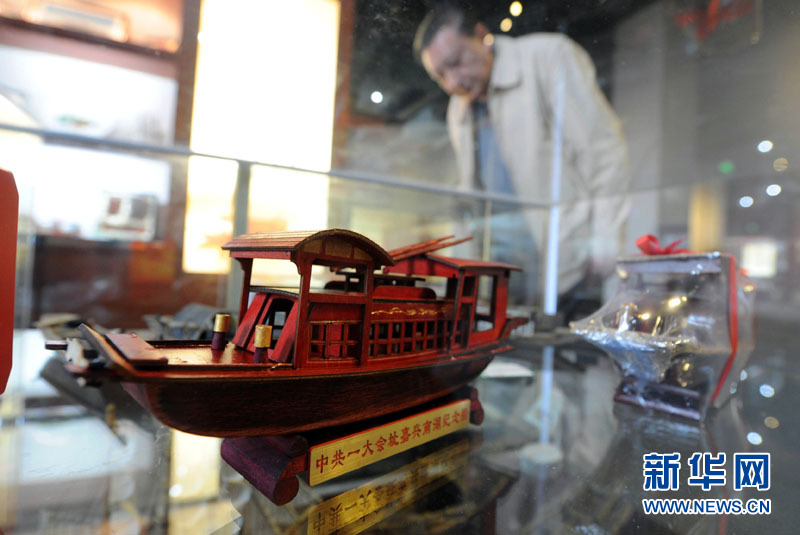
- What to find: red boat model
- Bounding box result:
[58,229,527,437]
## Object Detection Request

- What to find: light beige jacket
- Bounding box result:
[447,33,630,292]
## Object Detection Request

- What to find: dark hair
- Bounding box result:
[413,3,478,63]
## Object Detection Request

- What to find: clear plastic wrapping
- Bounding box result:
[571,253,755,418]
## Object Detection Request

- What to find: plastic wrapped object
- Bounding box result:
[571,242,755,420]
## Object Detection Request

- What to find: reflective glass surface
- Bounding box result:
[2,0,800,533]
[2,328,797,533]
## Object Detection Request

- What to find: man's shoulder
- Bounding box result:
[501,32,577,55]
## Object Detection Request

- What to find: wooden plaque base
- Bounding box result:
[614,377,706,421]
[221,387,483,505]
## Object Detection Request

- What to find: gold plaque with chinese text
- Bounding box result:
[308,399,471,485]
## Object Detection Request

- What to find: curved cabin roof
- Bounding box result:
[222,229,395,266]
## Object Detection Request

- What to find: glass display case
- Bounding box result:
[1,0,799,533]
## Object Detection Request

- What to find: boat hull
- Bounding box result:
[122,354,493,437]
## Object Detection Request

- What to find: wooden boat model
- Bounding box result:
[57,229,527,437]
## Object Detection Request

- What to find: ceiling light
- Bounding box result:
[757,140,773,153]
[500,18,512,32]
[747,432,763,445]
[370,91,383,104]
[766,184,781,196]
[738,196,754,208]
[510,2,523,17]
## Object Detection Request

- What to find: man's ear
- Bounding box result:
[474,22,489,41]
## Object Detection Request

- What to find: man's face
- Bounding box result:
[421,24,493,102]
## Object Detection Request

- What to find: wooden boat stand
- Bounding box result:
[221,386,484,505]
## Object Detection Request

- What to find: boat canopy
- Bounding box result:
[222,229,395,267]
[385,253,521,278]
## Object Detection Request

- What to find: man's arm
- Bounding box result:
[544,35,631,275]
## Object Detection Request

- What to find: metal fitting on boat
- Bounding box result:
[254,324,272,363]
[211,313,231,350]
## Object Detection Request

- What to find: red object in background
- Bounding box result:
[674,0,756,42]
[636,234,692,255]
[0,169,19,394]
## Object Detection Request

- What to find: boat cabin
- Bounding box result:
[222,230,520,370]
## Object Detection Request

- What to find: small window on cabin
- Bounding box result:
[462,276,476,297]
[347,325,361,341]
[474,276,497,332]
[446,277,459,299]
[378,323,388,340]
[311,324,325,342]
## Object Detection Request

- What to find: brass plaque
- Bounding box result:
[308,399,470,486]
[306,439,471,535]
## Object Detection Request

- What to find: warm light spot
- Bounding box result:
[757,140,773,153]
[483,33,495,46]
[184,0,338,274]
[741,241,778,278]
[509,1,523,17]
[738,196,754,208]
[640,312,651,321]
[766,184,781,196]
[500,18,513,32]
[764,416,780,429]
[682,362,690,371]
[667,297,682,308]
[370,91,383,104]
[773,157,788,171]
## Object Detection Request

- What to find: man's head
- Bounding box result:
[414,4,493,102]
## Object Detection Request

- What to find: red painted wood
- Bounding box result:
[373,285,436,300]
[389,235,474,261]
[237,258,253,327]
[232,292,267,348]
[223,229,394,266]
[0,169,18,394]
[63,230,529,437]
[221,436,304,505]
[106,333,168,367]
[388,235,454,257]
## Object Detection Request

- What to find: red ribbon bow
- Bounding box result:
[636,234,692,255]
